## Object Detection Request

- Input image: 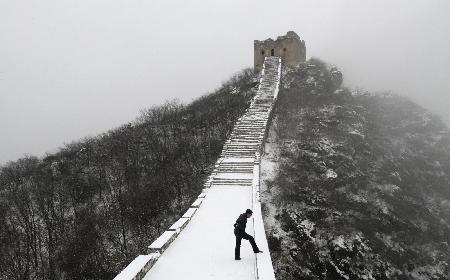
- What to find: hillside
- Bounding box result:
[2,58,449,280]
[261,59,450,279]
[0,68,258,280]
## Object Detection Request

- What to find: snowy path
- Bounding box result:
[143,185,256,280]
[115,57,281,280]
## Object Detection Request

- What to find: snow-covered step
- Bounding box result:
[212,180,253,186]
[231,134,264,138]
[214,173,253,179]
[228,139,263,143]
[223,144,260,149]
[219,159,255,162]
[222,155,257,158]
[229,136,263,140]
[217,162,255,165]
[229,139,261,147]
[216,169,253,173]
[233,129,265,133]
[231,131,264,134]
[217,165,254,169]
[223,148,259,152]
[223,150,258,154]
[224,149,258,152]
[231,134,264,137]
[223,151,257,155]
[221,157,254,163]
[216,166,254,170]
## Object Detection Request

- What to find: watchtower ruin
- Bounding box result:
[254,31,306,71]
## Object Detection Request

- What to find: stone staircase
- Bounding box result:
[114,56,281,280]
[212,56,281,190]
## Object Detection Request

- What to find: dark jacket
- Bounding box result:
[234,213,247,236]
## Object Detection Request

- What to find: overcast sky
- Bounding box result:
[1,0,449,164]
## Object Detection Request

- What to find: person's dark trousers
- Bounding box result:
[235,232,259,259]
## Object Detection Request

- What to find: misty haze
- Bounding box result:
[1,1,449,280]
[1,0,449,164]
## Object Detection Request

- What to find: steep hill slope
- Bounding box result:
[261,59,450,279]
[0,69,257,280]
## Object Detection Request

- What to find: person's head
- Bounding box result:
[245,209,253,218]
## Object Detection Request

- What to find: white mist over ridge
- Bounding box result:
[1,0,449,163]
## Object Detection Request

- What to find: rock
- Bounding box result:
[330,66,343,89]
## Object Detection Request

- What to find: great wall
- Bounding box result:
[115,31,305,280]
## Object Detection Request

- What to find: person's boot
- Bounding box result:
[235,247,241,260]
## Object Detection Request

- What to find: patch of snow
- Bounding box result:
[391,171,402,182]
[318,105,338,116]
[376,233,404,253]
[346,192,368,204]
[306,76,316,84]
[348,129,365,138]
[331,235,347,250]
[318,137,336,155]
[300,219,315,241]
[351,89,372,96]
[230,87,239,95]
[409,261,447,280]
[374,198,390,215]
[374,184,400,195]
[260,140,287,244]
[325,169,338,179]
[302,150,319,158]
[328,260,349,280]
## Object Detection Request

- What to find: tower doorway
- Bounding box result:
[271,49,275,56]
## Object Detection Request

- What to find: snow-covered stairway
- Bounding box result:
[114,57,281,280]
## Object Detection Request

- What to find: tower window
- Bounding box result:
[283,47,287,52]
[261,50,265,55]
[271,49,275,56]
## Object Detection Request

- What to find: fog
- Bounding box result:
[1,0,449,163]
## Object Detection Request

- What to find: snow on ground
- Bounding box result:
[143,185,257,280]
[299,220,315,241]
[348,129,365,138]
[325,169,338,179]
[318,138,335,155]
[259,141,283,239]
